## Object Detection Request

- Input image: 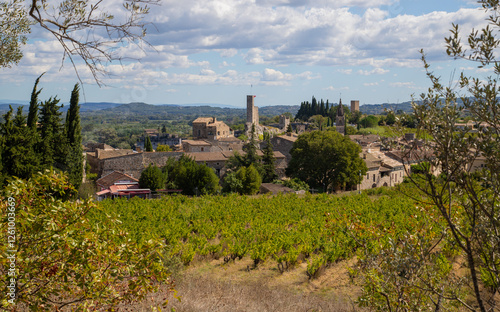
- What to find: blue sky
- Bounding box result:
[0,0,493,108]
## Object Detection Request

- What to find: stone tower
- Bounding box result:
[336,99,345,135]
[279,114,290,131]
[351,100,359,112]
[246,95,259,126]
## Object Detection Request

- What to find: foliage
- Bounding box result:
[261,132,277,183]
[0,170,172,310]
[243,124,260,165]
[64,84,83,189]
[235,164,262,195]
[166,155,220,195]
[0,78,84,189]
[156,144,172,152]
[96,184,439,287]
[139,164,166,191]
[0,107,39,181]
[286,130,367,191]
[359,115,379,128]
[0,0,31,68]
[272,178,309,191]
[222,164,261,195]
[363,3,500,310]
[1,0,159,84]
[145,135,153,152]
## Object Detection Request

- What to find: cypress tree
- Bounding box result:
[262,132,277,183]
[27,73,44,129]
[244,123,260,166]
[145,135,153,152]
[64,84,83,189]
[0,107,39,180]
[39,97,66,169]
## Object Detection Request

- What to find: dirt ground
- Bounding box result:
[126,256,365,312]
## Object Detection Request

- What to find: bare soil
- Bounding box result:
[150,256,364,312]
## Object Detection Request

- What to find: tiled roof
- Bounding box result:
[186,152,228,162]
[96,171,139,189]
[96,149,135,159]
[192,117,214,124]
[183,140,212,146]
[276,134,298,142]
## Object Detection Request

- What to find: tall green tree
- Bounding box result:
[64,84,84,189]
[243,123,260,165]
[145,135,153,152]
[167,155,220,195]
[27,73,43,129]
[286,130,367,191]
[139,164,166,191]
[0,107,39,181]
[262,132,277,183]
[39,97,67,170]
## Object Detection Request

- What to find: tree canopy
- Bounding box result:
[286,130,367,191]
[0,170,172,310]
[0,0,158,84]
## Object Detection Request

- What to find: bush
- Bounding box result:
[0,170,172,310]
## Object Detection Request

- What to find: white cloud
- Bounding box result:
[358,68,389,75]
[389,81,419,89]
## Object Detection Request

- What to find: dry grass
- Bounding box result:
[112,255,364,312]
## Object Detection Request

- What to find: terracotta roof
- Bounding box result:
[193,117,214,124]
[109,184,139,193]
[386,149,435,164]
[95,149,135,159]
[216,137,240,143]
[276,134,298,142]
[186,152,228,162]
[96,171,139,189]
[183,140,212,146]
[362,153,381,169]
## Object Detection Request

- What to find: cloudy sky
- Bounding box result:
[0,0,494,107]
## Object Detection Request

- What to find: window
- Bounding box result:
[373,174,375,182]
[367,173,369,179]
[201,147,204,152]
[218,131,220,135]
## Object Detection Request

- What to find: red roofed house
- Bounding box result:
[95,171,151,200]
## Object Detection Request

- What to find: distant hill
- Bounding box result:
[0,104,26,112]
[0,100,420,116]
[359,101,414,115]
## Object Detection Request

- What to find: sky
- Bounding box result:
[0,0,495,108]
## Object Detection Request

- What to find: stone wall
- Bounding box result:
[100,152,184,179]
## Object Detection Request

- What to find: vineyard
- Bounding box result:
[93,184,444,281]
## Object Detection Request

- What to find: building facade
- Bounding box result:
[192,117,233,140]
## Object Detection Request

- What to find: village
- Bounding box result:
[86,95,489,200]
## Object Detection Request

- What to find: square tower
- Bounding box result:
[247,95,259,125]
[351,100,360,112]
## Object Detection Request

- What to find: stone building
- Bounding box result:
[87,150,184,179]
[261,133,298,166]
[247,95,259,125]
[358,150,406,191]
[192,117,233,140]
[351,100,360,112]
[136,132,182,151]
[335,99,346,135]
[279,114,290,131]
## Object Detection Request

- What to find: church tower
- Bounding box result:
[336,99,345,135]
